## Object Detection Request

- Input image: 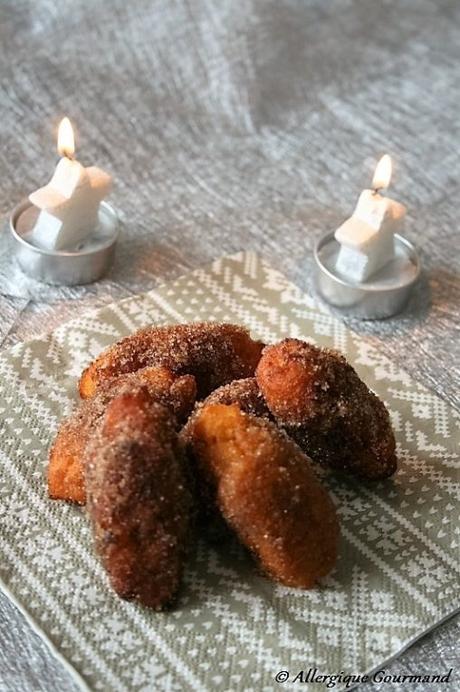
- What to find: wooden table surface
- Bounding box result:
[0,0,459,689]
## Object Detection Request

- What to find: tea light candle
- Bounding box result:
[29,117,112,251]
[9,117,119,286]
[314,154,419,319]
[334,155,407,283]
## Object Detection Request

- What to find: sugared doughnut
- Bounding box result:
[86,386,192,609]
[79,322,264,399]
[184,403,339,588]
[256,339,397,479]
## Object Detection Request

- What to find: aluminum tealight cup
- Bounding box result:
[313,231,421,319]
[9,198,119,286]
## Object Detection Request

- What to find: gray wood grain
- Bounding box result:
[0,0,459,689]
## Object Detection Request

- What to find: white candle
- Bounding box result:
[29,118,112,251]
[334,155,406,283]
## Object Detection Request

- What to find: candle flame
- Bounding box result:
[57,117,75,158]
[372,154,392,191]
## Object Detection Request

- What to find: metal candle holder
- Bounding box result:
[9,198,119,286]
[314,231,421,320]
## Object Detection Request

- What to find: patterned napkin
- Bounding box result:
[0,252,458,692]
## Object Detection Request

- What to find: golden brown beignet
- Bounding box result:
[79,322,264,399]
[185,403,339,588]
[86,386,192,609]
[256,339,397,479]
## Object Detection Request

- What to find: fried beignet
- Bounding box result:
[86,386,192,609]
[185,403,339,588]
[79,322,264,399]
[48,366,196,504]
[256,339,397,479]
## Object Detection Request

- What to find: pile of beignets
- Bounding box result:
[48,322,397,609]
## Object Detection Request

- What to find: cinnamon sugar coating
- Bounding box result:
[48,366,196,504]
[183,378,271,438]
[86,386,193,610]
[47,323,400,610]
[79,322,264,399]
[202,377,271,418]
[256,339,397,479]
[181,378,271,537]
[184,403,339,588]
